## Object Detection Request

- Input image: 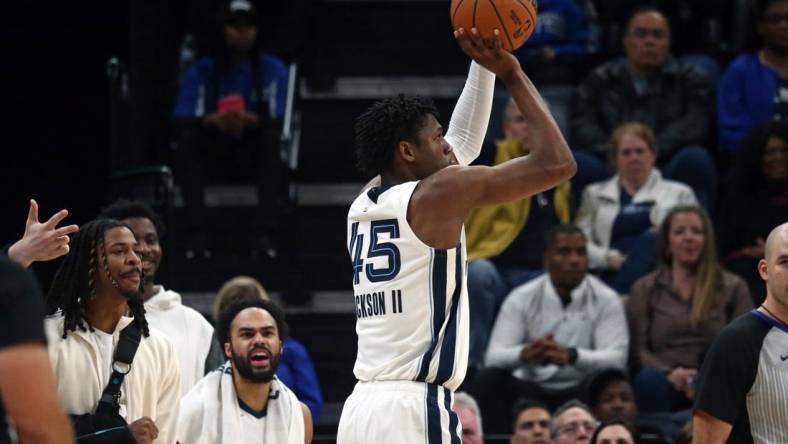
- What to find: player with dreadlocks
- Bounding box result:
[47,219,149,337]
[44,218,181,444]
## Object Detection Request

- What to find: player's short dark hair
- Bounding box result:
[98,199,166,239]
[544,224,586,252]
[585,368,630,409]
[217,297,289,345]
[512,398,550,428]
[354,95,439,178]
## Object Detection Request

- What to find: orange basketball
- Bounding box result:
[450,0,538,52]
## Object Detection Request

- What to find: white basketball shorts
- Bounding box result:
[337,380,462,444]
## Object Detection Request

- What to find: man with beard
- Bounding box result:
[473,225,628,434]
[45,219,181,443]
[177,298,312,443]
[98,199,217,394]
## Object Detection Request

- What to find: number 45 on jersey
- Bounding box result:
[348,219,402,284]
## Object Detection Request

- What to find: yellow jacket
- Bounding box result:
[465,138,571,261]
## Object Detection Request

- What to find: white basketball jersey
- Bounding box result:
[347,181,469,391]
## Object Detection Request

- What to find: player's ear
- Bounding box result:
[397,140,417,163]
[223,341,232,359]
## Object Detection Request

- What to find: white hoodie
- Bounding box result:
[45,315,181,444]
[145,286,215,395]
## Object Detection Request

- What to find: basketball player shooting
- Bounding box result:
[337,28,576,444]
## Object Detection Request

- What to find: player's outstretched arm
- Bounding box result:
[444,59,495,166]
[458,28,575,204]
[414,30,576,219]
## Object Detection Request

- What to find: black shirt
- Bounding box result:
[694,310,788,443]
[0,258,47,444]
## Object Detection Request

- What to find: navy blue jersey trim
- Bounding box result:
[426,384,442,444]
[366,185,391,204]
[434,243,463,385]
[417,249,448,382]
[237,397,268,419]
[751,309,788,333]
[444,388,461,444]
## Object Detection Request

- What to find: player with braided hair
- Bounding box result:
[47,219,150,337]
[44,218,181,444]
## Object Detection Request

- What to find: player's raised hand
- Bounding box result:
[454,27,520,81]
[7,199,79,268]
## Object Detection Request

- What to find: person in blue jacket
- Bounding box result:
[718,0,788,154]
[514,0,592,83]
[173,0,289,257]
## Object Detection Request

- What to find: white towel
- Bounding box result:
[177,362,304,444]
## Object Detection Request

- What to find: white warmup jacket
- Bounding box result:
[45,315,181,444]
[145,286,215,395]
[575,169,698,269]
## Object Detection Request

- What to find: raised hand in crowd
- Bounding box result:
[7,199,79,268]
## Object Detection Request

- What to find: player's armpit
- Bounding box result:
[692,409,732,444]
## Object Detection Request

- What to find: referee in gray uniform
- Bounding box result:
[692,222,788,443]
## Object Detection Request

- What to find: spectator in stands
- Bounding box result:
[586,369,637,424]
[173,0,289,258]
[453,392,484,444]
[717,0,788,154]
[589,418,636,444]
[177,297,312,443]
[591,0,730,63]
[98,199,217,395]
[45,219,180,444]
[510,399,551,444]
[5,199,78,268]
[575,122,697,294]
[718,121,788,305]
[0,258,74,444]
[570,6,717,210]
[212,275,323,424]
[586,368,681,442]
[627,206,752,413]
[474,225,628,434]
[466,98,572,368]
[513,0,592,84]
[551,400,598,444]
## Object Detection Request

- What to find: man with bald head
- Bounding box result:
[693,222,788,443]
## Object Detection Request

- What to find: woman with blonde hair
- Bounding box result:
[627,206,751,412]
[210,275,324,424]
[575,122,698,293]
[213,275,270,322]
